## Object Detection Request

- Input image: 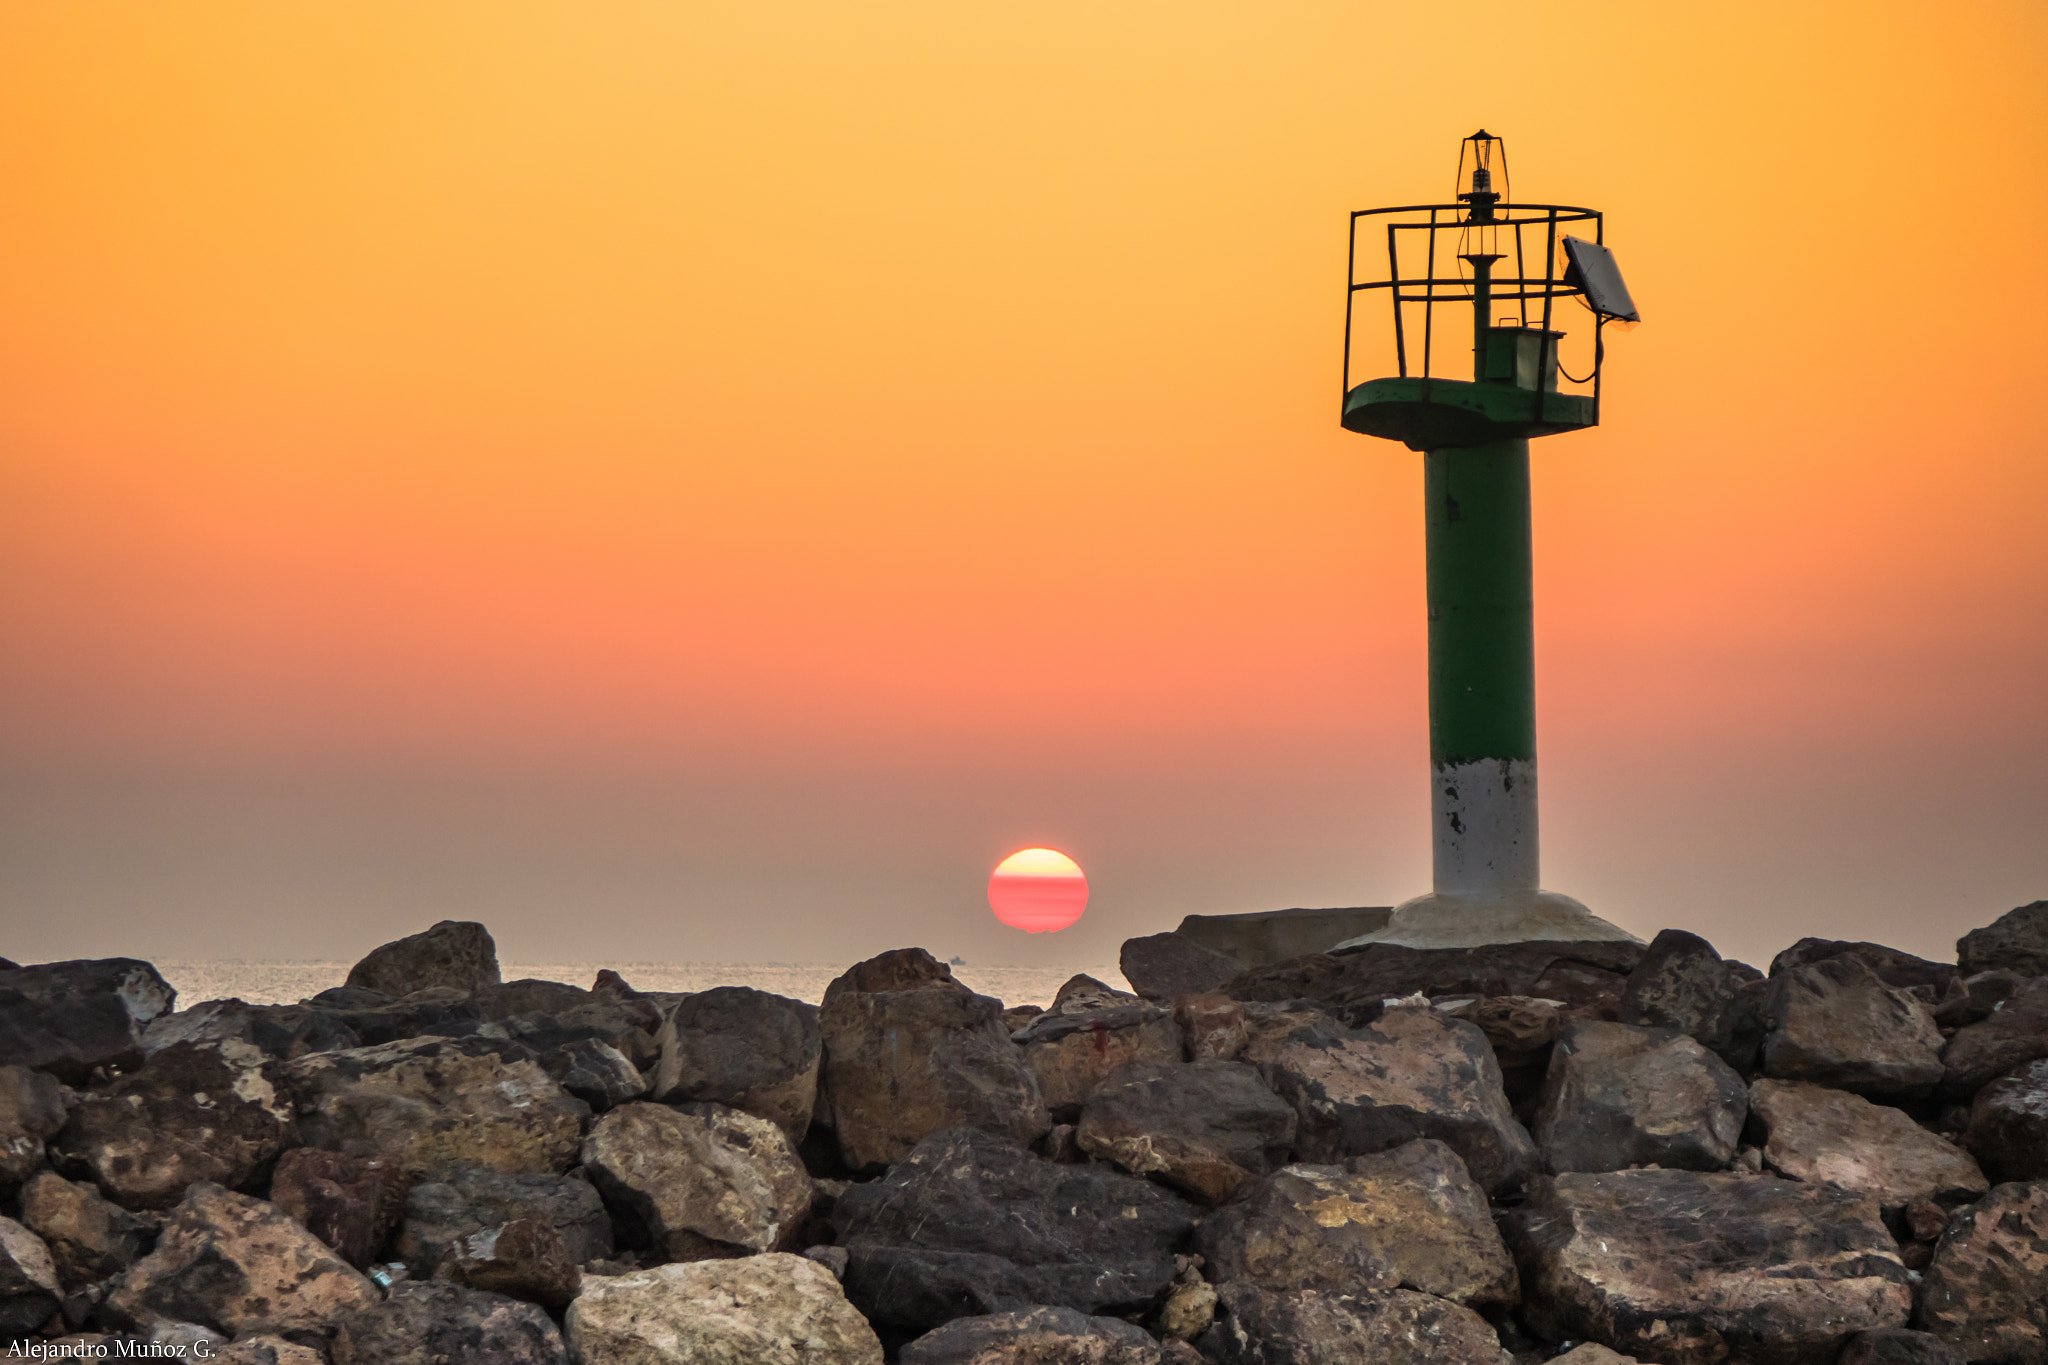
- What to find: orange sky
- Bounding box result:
[3,2,2045,970]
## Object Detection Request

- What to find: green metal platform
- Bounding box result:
[1341,376,1596,452]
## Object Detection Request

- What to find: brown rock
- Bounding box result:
[1194,1139,1517,1307]
[1763,955,1946,1099]
[1198,1282,1512,1365]
[1533,1020,1747,1174]
[1173,993,1247,1062]
[0,1216,62,1341]
[1957,901,2048,978]
[1454,995,1563,1065]
[1750,1079,1987,1213]
[344,920,501,998]
[566,1253,882,1364]
[0,1065,69,1189]
[1917,1181,2048,1364]
[580,1101,812,1262]
[217,1337,328,1365]
[1075,1059,1295,1205]
[1231,939,1646,1018]
[141,998,361,1062]
[899,1305,1163,1364]
[331,1277,569,1364]
[1838,1330,1966,1365]
[1907,1196,1953,1243]
[1962,1059,2048,1184]
[397,1165,612,1271]
[1508,1169,1912,1364]
[436,1216,580,1310]
[17,1172,152,1288]
[1015,982,1182,1121]
[1618,929,1765,1068]
[1175,907,1394,967]
[1770,939,1957,997]
[1238,1003,1343,1065]
[539,1038,647,1111]
[1259,1006,1535,1194]
[0,959,176,1085]
[1936,971,2032,1030]
[1157,1278,1218,1340]
[1120,933,1246,1005]
[103,1181,379,1339]
[1942,979,2048,1097]
[649,986,820,1142]
[268,1147,409,1268]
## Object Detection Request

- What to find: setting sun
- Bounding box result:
[988,848,1089,934]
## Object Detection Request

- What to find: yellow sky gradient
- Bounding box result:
[2,2,2044,967]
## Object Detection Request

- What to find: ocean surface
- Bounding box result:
[151,959,1131,1010]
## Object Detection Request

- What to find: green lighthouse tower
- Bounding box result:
[1337,131,1642,950]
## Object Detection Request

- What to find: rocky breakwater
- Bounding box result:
[0,902,2045,1363]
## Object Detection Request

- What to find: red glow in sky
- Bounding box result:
[988,848,1089,934]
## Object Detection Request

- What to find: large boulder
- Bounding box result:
[1941,979,2048,1097]
[1013,977,1182,1121]
[565,1253,882,1365]
[398,1165,613,1271]
[437,1216,582,1310]
[1176,907,1393,967]
[0,1065,69,1190]
[1770,940,1956,998]
[1230,939,1646,1019]
[1957,902,2048,978]
[1119,933,1246,1005]
[1762,955,1946,1099]
[1917,1181,2048,1365]
[1193,1140,1516,1307]
[0,959,176,1084]
[1258,1005,1535,1194]
[103,1182,379,1339]
[0,1216,62,1342]
[1618,929,1766,1068]
[330,1278,569,1365]
[267,1147,409,1268]
[344,920,501,997]
[649,987,820,1143]
[1962,1060,2048,1184]
[472,981,665,1074]
[832,1126,1197,1333]
[17,1172,153,1288]
[283,1036,589,1178]
[50,1040,297,1210]
[1531,1020,1747,1174]
[817,949,1048,1171]
[297,985,482,1048]
[1508,1169,1913,1364]
[1196,1282,1511,1365]
[142,998,360,1062]
[900,1306,1163,1365]
[581,1101,811,1262]
[1749,1079,1988,1213]
[1075,1059,1295,1205]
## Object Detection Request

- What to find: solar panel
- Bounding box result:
[1562,236,1640,323]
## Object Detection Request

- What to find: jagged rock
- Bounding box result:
[1763,955,1946,1099]
[1771,940,1957,998]
[817,949,1047,1171]
[0,958,175,1084]
[1230,939,1646,1019]
[1014,977,1182,1121]
[900,1306,1163,1364]
[17,1173,152,1288]
[330,1277,567,1364]
[0,1216,62,1342]
[219,1338,327,1365]
[1176,907,1394,967]
[1749,1079,1987,1212]
[1196,1282,1512,1365]
[1193,1140,1516,1307]
[565,1253,882,1364]
[1120,933,1246,1005]
[103,1182,379,1339]
[1936,971,2031,1029]
[1532,1020,1747,1174]
[1618,929,1766,1067]
[398,1166,612,1270]
[1941,979,2048,1096]
[268,1147,409,1268]
[1173,994,1246,1063]
[1258,1006,1535,1194]
[1917,1181,2048,1364]
[649,986,820,1142]
[1839,1330,1966,1365]
[142,999,360,1061]
[540,1039,646,1111]
[0,1065,69,1189]
[1158,1278,1217,1340]
[344,920,501,998]
[297,985,483,1047]
[832,1126,1196,1333]
[284,1037,589,1178]
[1962,1059,2048,1183]
[473,981,665,1072]
[1957,902,2048,978]
[581,1101,812,1261]
[1451,995,1563,1065]
[1508,1169,1912,1364]
[436,1216,580,1310]
[50,1039,296,1210]
[1075,1060,1295,1205]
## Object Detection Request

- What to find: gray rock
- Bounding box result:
[1258,1005,1535,1194]
[330,1278,568,1364]
[1508,1169,1913,1364]
[142,998,360,1061]
[474,981,665,1073]
[1014,981,1183,1122]
[1957,901,2048,978]
[900,1306,1163,1364]
[581,1101,812,1262]
[1175,907,1393,968]
[1075,1059,1295,1205]
[1619,928,1766,1068]
[397,1166,612,1271]
[1196,1282,1512,1365]
[0,1065,69,1190]
[1763,954,1946,1099]
[1917,1181,2048,1365]
[1193,1140,1517,1307]
[0,958,175,1085]
[1962,1059,2048,1184]
[0,1216,62,1342]
[1750,1079,1987,1213]
[344,920,501,998]
[1941,978,2048,1097]
[1119,933,1246,1004]
[650,986,820,1142]
[541,1038,647,1111]
[268,1147,410,1268]
[1935,971,2032,1030]
[566,1253,882,1365]
[1532,1020,1747,1174]
[832,1125,1197,1333]
[17,1173,152,1289]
